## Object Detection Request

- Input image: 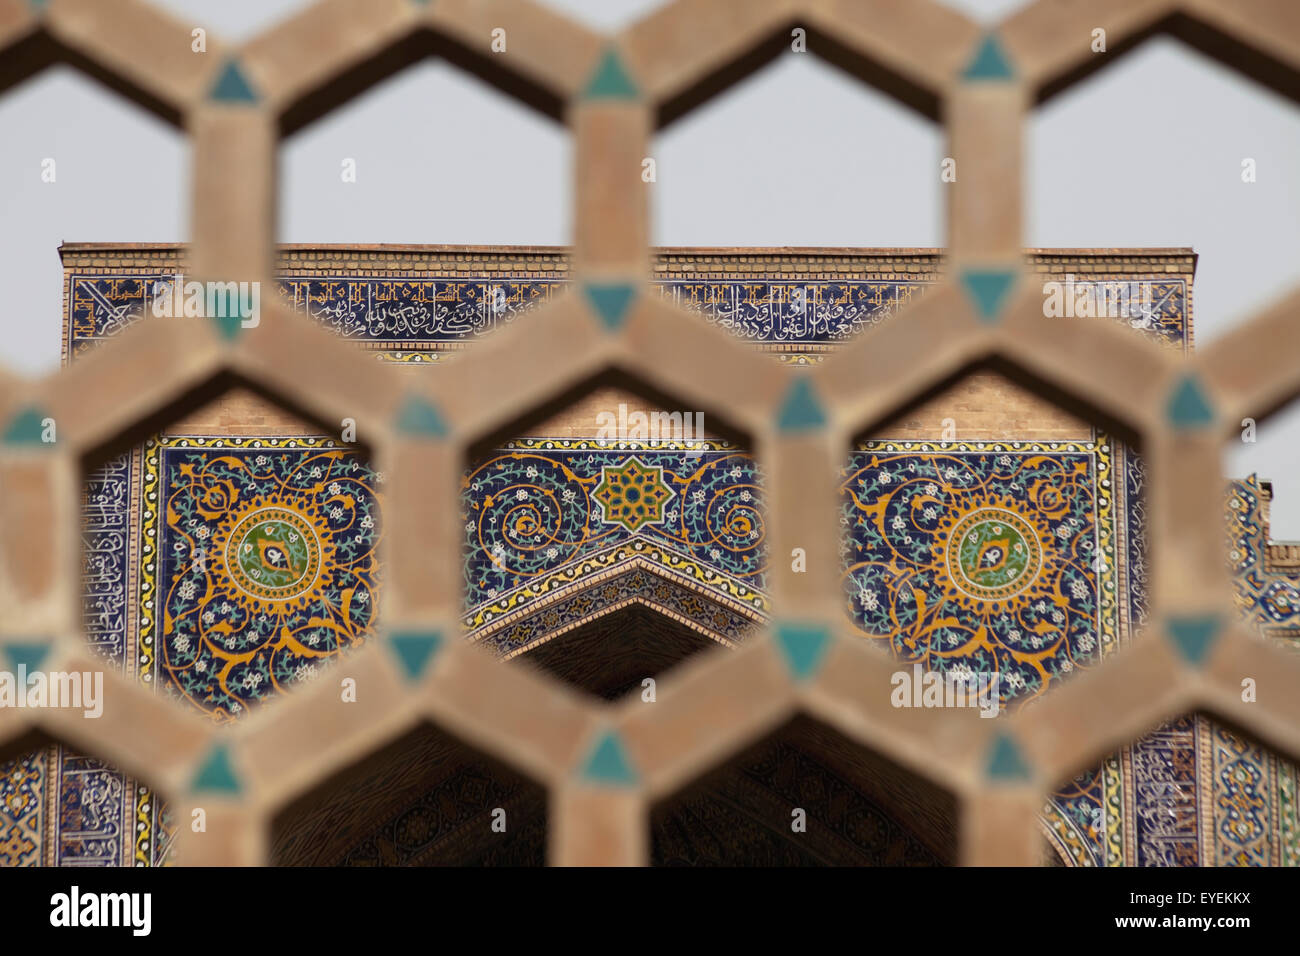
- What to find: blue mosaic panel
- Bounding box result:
[2,746,174,868]
[840,442,1119,712]
[1126,716,1201,867]
[1125,451,1150,630]
[151,440,381,721]
[279,277,563,341]
[1228,475,1300,638]
[82,453,132,667]
[54,751,126,866]
[1048,765,1109,867]
[463,446,766,619]
[660,280,926,345]
[67,273,1191,356]
[0,750,44,867]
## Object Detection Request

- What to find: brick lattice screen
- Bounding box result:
[2,0,1300,865]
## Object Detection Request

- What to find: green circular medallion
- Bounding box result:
[224,506,322,602]
[945,507,1042,602]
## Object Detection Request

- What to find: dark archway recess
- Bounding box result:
[272,723,546,867]
[651,715,958,866]
[517,603,727,701]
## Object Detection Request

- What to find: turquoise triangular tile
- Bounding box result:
[210,312,244,342]
[774,622,831,681]
[1167,615,1220,666]
[963,35,1015,81]
[582,730,637,785]
[210,59,258,103]
[776,378,826,432]
[585,49,639,99]
[1166,374,1214,429]
[3,640,50,672]
[960,269,1016,323]
[986,732,1031,781]
[388,631,443,681]
[192,744,241,794]
[1,406,51,445]
[396,395,449,438]
[584,283,637,331]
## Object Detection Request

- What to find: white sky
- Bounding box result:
[2,0,1299,532]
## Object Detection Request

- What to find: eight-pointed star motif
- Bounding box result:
[592,457,675,532]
